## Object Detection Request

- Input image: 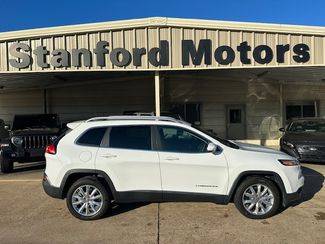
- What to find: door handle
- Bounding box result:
[100,154,117,159]
[165,156,179,161]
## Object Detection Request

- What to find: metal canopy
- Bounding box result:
[0,66,325,93]
[0,71,154,92]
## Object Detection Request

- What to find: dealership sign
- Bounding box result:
[9,40,310,69]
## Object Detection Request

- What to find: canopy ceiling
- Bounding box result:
[0,66,325,93]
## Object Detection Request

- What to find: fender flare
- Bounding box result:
[59,169,118,200]
[226,170,287,206]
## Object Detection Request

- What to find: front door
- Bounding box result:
[156,125,229,196]
[226,105,246,140]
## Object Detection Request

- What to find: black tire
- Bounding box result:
[66,177,110,220]
[0,154,13,173]
[234,177,280,219]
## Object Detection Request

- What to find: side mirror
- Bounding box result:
[279,127,285,132]
[207,142,222,154]
[207,143,216,152]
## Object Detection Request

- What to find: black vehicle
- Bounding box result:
[279,117,325,163]
[0,114,61,173]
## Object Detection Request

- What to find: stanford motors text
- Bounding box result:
[9,39,310,69]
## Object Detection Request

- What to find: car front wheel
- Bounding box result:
[66,177,110,220]
[234,177,280,219]
[0,155,13,173]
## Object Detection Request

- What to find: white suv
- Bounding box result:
[43,116,304,220]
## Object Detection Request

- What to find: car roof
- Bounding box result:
[67,116,190,129]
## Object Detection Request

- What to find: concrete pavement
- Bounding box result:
[0,163,324,244]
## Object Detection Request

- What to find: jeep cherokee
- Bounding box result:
[43,116,304,220]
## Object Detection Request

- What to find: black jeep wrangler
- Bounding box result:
[0,114,61,173]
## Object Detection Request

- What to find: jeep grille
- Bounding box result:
[22,135,51,149]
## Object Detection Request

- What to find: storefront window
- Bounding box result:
[229,109,242,123]
[286,102,316,120]
[170,103,201,125]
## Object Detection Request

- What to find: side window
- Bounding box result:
[77,127,107,146]
[158,126,208,153]
[109,125,151,150]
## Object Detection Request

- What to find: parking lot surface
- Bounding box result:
[0,162,324,244]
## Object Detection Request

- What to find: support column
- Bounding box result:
[314,101,318,117]
[43,89,47,114]
[155,71,160,116]
[279,82,283,127]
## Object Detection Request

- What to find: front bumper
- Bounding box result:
[42,174,63,199]
[280,146,299,158]
[299,154,325,163]
[281,146,325,163]
[3,147,45,163]
[284,187,303,206]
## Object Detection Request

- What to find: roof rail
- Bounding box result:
[85,115,188,124]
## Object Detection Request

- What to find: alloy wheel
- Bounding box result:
[242,183,274,216]
[71,185,103,217]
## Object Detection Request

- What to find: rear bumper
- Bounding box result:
[42,174,63,199]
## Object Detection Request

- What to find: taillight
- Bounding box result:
[45,144,56,155]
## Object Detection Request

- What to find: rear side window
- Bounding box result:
[109,125,151,150]
[77,127,107,146]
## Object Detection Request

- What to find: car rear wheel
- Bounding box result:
[66,177,110,220]
[234,177,280,219]
[0,155,13,173]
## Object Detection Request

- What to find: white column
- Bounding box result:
[155,71,160,117]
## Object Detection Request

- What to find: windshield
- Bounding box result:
[193,126,239,149]
[12,114,60,130]
[288,120,325,133]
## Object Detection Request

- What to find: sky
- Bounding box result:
[0,0,325,32]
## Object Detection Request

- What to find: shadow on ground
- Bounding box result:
[105,203,150,218]
[299,166,324,203]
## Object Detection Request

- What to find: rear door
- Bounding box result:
[95,125,161,195]
[156,125,228,196]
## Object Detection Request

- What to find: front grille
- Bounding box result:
[297,145,325,154]
[316,146,325,153]
[22,135,51,149]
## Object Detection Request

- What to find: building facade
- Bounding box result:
[1,17,325,146]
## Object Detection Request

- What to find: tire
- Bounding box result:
[234,177,280,219]
[66,177,110,220]
[0,154,13,173]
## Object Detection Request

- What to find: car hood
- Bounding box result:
[234,141,287,156]
[282,132,325,145]
[11,128,60,136]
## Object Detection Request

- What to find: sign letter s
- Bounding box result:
[9,43,32,69]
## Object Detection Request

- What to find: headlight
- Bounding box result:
[11,136,23,146]
[283,140,295,148]
[278,159,300,166]
[297,146,305,153]
[50,136,58,142]
[297,146,317,153]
